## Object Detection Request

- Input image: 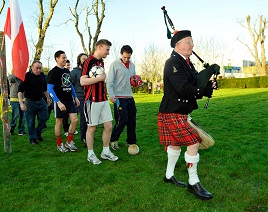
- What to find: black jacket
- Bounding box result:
[159,51,203,114]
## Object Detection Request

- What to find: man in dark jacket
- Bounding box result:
[18,61,50,145]
[158,30,214,200]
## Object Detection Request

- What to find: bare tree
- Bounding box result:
[139,43,166,94]
[42,44,54,71]
[68,0,106,55]
[238,15,268,76]
[110,40,122,60]
[193,36,225,72]
[0,0,5,14]
[69,39,76,69]
[33,0,59,61]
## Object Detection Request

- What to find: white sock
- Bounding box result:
[102,146,110,154]
[185,152,200,185]
[88,149,94,157]
[165,146,181,179]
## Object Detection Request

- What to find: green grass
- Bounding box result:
[0,88,268,211]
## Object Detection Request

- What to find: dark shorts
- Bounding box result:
[158,112,201,149]
[54,101,77,118]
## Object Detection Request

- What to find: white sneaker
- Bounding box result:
[64,132,68,136]
[87,154,102,164]
[57,143,69,153]
[65,141,78,152]
[101,151,119,161]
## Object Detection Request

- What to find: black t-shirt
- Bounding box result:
[18,71,47,101]
[47,66,73,102]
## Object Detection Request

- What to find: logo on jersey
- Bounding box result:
[61,73,71,87]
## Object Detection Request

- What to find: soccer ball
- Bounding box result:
[89,66,104,78]
[128,144,139,155]
[130,75,143,87]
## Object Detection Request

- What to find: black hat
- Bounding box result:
[171,30,191,48]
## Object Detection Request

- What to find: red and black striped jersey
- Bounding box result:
[82,54,108,102]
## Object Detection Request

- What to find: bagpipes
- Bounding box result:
[161,6,217,149]
[161,6,220,109]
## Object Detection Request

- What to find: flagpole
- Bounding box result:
[0,31,11,153]
[0,34,4,51]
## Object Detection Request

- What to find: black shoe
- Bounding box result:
[163,176,186,188]
[187,182,213,200]
[30,139,38,145]
[37,136,43,142]
[10,129,14,135]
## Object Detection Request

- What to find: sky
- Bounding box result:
[0,0,268,73]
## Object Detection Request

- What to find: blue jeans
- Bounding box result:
[10,101,26,133]
[24,99,48,140]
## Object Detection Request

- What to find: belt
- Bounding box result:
[10,97,19,102]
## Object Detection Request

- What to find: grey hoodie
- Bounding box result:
[8,74,23,100]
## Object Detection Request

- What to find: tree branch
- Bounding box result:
[33,0,59,60]
[92,0,105,52]
[0,0,5,14]
[69,0,89,55]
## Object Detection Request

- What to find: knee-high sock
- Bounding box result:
[185,152,200,185]
[56,136,62,146]
[165,146,181,179]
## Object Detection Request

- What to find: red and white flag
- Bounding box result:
[4,0,29,81]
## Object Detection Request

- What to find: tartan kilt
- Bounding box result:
[158,112,202,149]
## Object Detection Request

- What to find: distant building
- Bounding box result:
[222,60,267,78]
[223,66,242,78]
[242,60,267,77]
[243,60,256,67]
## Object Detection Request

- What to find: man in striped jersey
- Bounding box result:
[80,39,118,165]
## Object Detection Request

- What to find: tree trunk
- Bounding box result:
[34,33,45,60]
[260,17,267,75]
[239,15,267,76]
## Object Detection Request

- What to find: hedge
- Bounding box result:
[217,76,268,88]
[130,76,268,93]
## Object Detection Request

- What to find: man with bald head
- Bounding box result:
[18,61,50,145]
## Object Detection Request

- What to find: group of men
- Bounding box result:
[10,40,139,165]
[10,29,215,200]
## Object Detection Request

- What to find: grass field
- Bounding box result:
[0,88,267,211]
